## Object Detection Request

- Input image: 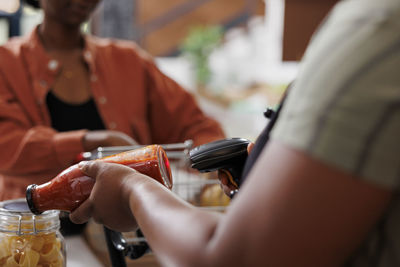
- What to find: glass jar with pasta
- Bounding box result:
[0,198,65,267]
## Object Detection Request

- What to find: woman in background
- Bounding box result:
[0,0,224,201]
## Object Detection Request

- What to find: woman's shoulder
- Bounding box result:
[0,35,29,57]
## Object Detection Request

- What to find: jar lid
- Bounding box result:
[0,198,60,235]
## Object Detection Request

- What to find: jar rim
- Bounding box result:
[157,146,173,189]
[0,198,60,235]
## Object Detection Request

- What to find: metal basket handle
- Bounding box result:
[104,227,150,267]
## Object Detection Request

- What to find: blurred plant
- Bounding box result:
[181,25,223,89]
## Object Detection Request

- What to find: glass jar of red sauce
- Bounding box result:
[26,145,172,215]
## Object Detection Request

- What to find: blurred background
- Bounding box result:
[0,0,338,141]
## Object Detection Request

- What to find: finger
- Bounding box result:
[217,171,235,196]
[69,199,93,224]
[247,142,255,154]
[223,187,232,197]
[218,170,239,189]
[217,170,229,186]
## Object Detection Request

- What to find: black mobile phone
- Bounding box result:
[189,138,250,189]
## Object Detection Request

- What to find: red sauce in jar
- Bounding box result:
[26,145,172,214]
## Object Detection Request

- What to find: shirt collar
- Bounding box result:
[24,25,97,81]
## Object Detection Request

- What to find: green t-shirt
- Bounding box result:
[271,0,400,265]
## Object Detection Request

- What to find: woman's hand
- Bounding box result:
[69,161,142,232]
[218,142,254,196]
[82,130,138,151]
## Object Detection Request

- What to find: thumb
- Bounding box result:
[78,160,102,178]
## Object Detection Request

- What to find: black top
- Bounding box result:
[46,91,105,132]
[46,90,105,235]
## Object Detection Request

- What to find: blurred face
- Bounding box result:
[40,0,100,26]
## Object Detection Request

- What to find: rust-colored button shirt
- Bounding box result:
[0,27,224,200]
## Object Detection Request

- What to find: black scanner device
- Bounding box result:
[189,138,250,189]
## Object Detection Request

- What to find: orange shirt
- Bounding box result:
[0,27,224,200]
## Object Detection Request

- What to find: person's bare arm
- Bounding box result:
[71,140,392,266]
